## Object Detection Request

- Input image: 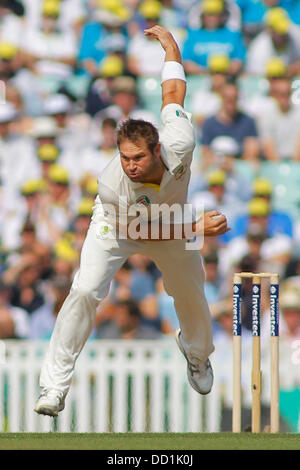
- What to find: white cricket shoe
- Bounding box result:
[175,329,213,395]
[34,389,65,417]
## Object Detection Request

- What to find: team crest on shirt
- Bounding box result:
[176,109,188,119]
[135,195,151,207]
[97,222,113,240]
[174,163,187,181]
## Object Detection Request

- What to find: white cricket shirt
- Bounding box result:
[94,103,196,228]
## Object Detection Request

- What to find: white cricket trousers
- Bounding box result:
[40,217,215,397]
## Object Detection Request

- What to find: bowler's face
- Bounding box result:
[120,137,160,183]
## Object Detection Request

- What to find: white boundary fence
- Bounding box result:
[0,338,298,432]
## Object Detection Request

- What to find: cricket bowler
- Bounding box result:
[35,25,230,416]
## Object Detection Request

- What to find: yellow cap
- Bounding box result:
[248,197,270,217]
[0,42,18,60]
[77,198,94,217]
[21,179,45,195]
[207,169,227,186]
[48,164,69,184]
[85,177,98,196]
[98,0,122,10]
[98,0,131,20]
[54,238,78,263]
[37,143,60,162]
[253,178,272,196]
[42,0,60,17]
[202,0,224,15]
[100,55,124,77]
[117,6,131,21]
[139,0,162,19]
[208,54,230,73]
[266,8,290,34]
[266,57,286,77]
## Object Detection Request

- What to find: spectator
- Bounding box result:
[19,221,53,282]
[127,0,166,76]
[19,179,45,220]
[28,121,79,188]
[3,251,46,315]
[231,195,294,239]
[80,175,98,201]
[22,0,77,82]
[42,93,91,171]
[250,178,294,236]
[29,115,84,180]
[128,254,157,318]
[192,168,245,243]
[28,116,59,149]
[257,78,300,160]
[209,136,252,201]
[2,29,66,116]
[236,0,291,43]
[29,274,72,340]
[77,0,130,77]
[191,53,231,130]
[42,93,73,134]
[182,0,246,75]
[0,41,22,85]
[52,237,79,279]
[0,279,30,339]
[0,103,40,212]
[223,222,268,271]
[36,143,60,182]
[201,82,260,166]
[173,0,198,12]
[96,299,162,339]
[81,117,118,179]
[188,0,242,32]
[37,164,76,247]
[222,220,293,280]
[70,197,94,252]
[94,75,158,126]
[19,220,50,262]
[0,0,25,48]
[1,177,44,252]
[246,7,300,77]
[85,55,125,117]
[190,134,252,203]
[227,180,295,275]
[203,251,222,303]
[241,57,288,119]
[22,0,87,36]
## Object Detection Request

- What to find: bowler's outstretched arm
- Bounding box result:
[144,25,186,109]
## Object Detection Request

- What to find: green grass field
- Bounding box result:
[0,433,299,450]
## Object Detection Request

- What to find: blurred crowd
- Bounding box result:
[0,0,299,379]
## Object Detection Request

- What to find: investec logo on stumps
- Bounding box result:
[270,284,279,337]
[233,284,241,336]
[252,284,260,336]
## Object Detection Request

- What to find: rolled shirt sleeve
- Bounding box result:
[159,103,196,175]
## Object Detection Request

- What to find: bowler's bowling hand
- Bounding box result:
[144,25,177,52]
[196,210,231,237]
